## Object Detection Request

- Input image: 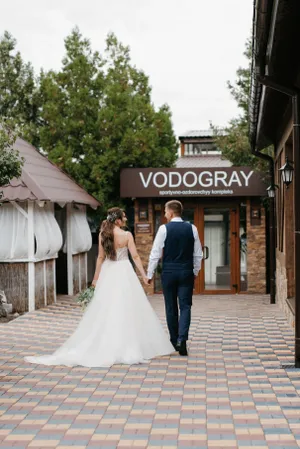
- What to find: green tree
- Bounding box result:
[38,29,177,212]
[212,38,271,174]
[0,31,40,145]
[37,28,105,197]
[0,123,24,196]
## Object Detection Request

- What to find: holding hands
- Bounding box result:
[143,276,151,286]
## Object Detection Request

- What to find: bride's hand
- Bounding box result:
[143,276,150,286]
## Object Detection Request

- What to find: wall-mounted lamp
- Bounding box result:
[267,186,275,198]
[267,184,279,198]
[279,157,294,188]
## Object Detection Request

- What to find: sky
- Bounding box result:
[1,0,253,137]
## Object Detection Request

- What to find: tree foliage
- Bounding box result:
[36,29,177,211]
[0,28,177,213]
[0,31,36,193]
[0,31,40,145]
[212,38,271,175]
[0,123,24,192]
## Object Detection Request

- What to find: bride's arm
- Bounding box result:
[91,234,105,287]
[127,232,149,286]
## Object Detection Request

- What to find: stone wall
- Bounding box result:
[276,253,295,328]
[246,200,266,293]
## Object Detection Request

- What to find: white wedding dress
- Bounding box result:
[25,247,174,368]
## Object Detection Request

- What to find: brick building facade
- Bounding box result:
[122,131,268,296]
[249,0,300,337]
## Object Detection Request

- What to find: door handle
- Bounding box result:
[203,246,209,260]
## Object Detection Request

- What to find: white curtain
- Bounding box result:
[63,205,92,255]
[34,203,63,259]
[0,203,28,259]
[204,223,226,285]
[0,202,63,261]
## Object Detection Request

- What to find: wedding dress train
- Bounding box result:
[25,247,174,368]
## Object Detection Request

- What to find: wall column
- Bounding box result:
[66,203,74,296]
[27,201,35,311]
[134,199,155,295]
[246,200,266,293]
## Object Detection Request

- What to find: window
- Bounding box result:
[184,142,221,156]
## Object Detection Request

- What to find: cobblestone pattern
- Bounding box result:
[0,294,300,449]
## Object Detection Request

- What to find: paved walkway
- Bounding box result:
[0,295,300,449]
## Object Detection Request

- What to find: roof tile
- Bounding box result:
[0,138,100,208]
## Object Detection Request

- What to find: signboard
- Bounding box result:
[120,167,267,198]
[135,223,152,234]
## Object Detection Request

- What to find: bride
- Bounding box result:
[25,207,174,367]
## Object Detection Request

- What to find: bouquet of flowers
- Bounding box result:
[76,286,95,311]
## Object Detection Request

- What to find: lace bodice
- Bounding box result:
[115,246,129,261]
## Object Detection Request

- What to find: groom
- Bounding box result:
[147,200,203,356]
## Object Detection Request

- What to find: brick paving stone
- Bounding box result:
[1,294,300,449]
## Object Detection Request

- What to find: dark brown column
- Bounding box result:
[292,95,300,367]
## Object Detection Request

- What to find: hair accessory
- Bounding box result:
[107,212,118,222]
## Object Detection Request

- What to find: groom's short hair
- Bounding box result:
[165,200,183,216]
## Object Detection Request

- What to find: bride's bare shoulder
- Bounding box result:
[113,228,129,246]
[113,228,127,236]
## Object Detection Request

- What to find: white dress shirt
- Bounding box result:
[147,217,203,279]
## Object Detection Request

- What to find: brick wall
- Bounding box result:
[134,199,155,295]
[275,143,295,327]
[246,200,266,293]
[276,252,295,327]
[134,198,268,295]
[284,144,295,298]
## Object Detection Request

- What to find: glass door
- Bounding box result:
[201,208,239,293]
[152,202,239,295]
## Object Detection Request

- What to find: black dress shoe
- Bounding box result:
[177,341,188,356]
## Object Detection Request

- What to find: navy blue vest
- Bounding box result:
[162,221,194,272]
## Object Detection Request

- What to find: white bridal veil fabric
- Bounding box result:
[25,247,174,367]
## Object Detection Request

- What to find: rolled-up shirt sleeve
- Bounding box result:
[192,224,203,276]
[147,225,166,279]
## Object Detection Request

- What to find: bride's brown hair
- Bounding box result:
[100,207,124,260]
